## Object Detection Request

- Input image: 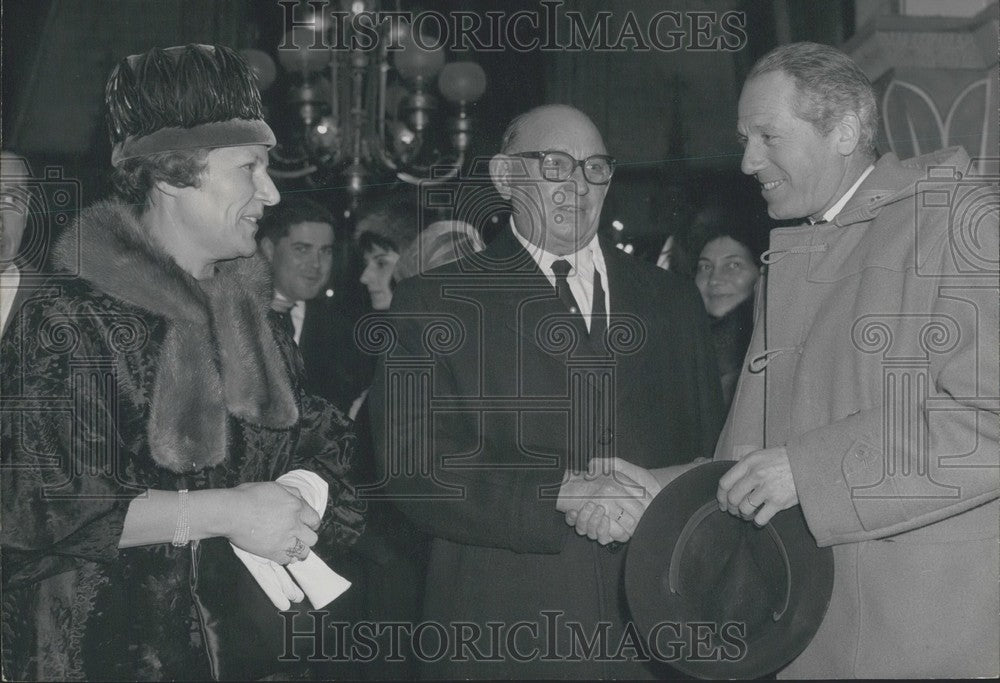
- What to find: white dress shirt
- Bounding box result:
[272,292,305,346]
[819,164,875,223]
[510,220,610,332]
[1,263,21,333]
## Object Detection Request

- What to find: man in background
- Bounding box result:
[258,196,371,414]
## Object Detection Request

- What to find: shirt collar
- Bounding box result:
[1,262,20,280]
[272,291,303,314]
[1,263,22,331]
[509,218,606,284]
[818,164,875,223]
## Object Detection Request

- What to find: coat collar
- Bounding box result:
[833,147,970,229]
[51,200,297,472]
[768,147,974,283]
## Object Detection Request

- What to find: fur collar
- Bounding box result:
[53,200,297,472]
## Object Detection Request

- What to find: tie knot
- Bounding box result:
[551,259,572,278]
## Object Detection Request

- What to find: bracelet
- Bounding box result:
[171,489,191,547]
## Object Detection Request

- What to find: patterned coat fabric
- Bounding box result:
[0,201,365,681]
[715,148,999,678]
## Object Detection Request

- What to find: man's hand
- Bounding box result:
[557,469,648,545]
[587,457,663,500]
[716,446,799,526]
[566,458,707,539]
[559,459,663,544]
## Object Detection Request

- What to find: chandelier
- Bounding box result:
[243,1,487,205]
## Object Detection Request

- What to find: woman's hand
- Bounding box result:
[224,482,321,564]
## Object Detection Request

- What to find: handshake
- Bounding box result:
[556,457,703,545]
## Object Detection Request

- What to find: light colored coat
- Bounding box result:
[716,147,999,678]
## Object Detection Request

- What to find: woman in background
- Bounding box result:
[355,193,415,311]
[693,216,763,409]
[356,194,484,310]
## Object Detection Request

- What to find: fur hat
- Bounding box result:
[105,44,275,166]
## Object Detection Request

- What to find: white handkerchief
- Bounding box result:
[229,469,352,611]
[277,469,353,609]
[277,469,328,512]
[287,552,352,609]
[231,544,305,610]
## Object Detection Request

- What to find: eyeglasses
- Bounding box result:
[509,151,616,185]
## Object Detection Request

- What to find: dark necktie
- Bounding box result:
[550,258,579,315]
[551,259,588,335]
[590,270,606,343]
[278,308,295,340]
[551,259,606,341]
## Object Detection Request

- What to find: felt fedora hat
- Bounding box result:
[625,460,834,679]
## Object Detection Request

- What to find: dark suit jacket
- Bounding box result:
[369,229,724,678]
[297,294,374,413]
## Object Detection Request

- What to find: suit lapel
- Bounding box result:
[493,232,626,362]
[599,237,635,317]
[594,240,650,386]
[484,230,569,353]
[300,300,316,348]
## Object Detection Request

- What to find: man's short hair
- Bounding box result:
[500,111,531,154]
[748,42,878,159]
[257,196,336,244]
